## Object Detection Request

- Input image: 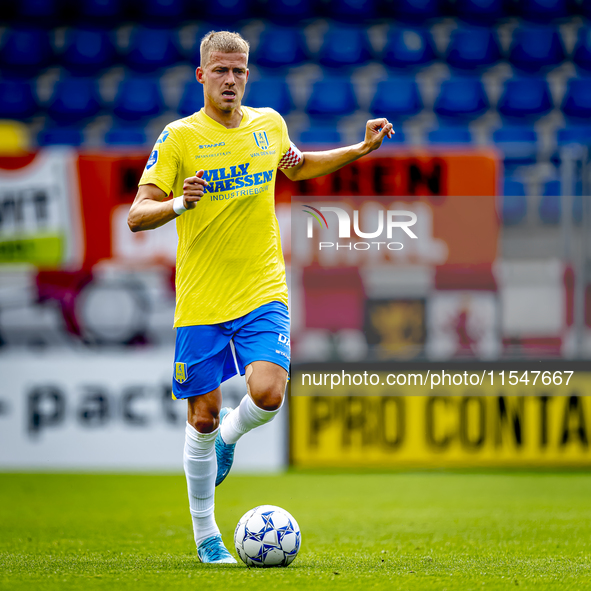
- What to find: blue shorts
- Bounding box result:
[172,301,290,399]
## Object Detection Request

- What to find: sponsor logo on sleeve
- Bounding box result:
[146,150,158,169]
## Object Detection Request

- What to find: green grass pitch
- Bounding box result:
[1,471,590,590]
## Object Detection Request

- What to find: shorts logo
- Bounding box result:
[174,362,188,384]
[278,333,290,348]
[146,150,158,169]
[253,131,269,150]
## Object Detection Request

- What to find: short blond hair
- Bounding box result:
[200,30,250,68]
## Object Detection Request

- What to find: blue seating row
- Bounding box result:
[5,74,591,123]
[5,0,591,25]
[4,23,591,76]
[502,179,584,225]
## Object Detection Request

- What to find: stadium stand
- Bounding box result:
[125,27,182,73]
[306,77,358,118]
[254,27,308,69]
[562,78,591,121]
[113,78,166,121]
[509,26,566,74]
[428,127,473,143]
[0,28,54,78]
[244,78,294,114]
[61,28,118,76]
[434,78,489,121]
[104,127,148,145]
[573,26,591,74]
[0,0,588,227]
[446,27,502,72]
[0,80,38,120]
[497,78,554,121]
[37,127,84,146]
[381,27,437,70]
[370,78,423,120]
[453,0,506,23]
[317,25,373,69]
[46,78,102,124]
[178,80,206,117]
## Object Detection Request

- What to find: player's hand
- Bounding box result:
[182,170,209,209]
[362,118,394,153]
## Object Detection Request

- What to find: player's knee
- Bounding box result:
[188,411,219,434]
[251,382,284,411]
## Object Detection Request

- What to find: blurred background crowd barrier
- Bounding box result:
[1,0,591,471]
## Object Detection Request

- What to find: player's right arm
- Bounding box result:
[127,172,208,232]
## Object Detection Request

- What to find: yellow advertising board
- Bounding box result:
[291,370,591,468]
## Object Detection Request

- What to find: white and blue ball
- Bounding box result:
[234,505,301,567]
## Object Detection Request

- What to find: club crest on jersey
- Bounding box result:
[253,131,269,150]
[174,362,188,384]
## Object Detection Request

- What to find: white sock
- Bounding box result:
[183,422,220,547]
[220,393,282,445]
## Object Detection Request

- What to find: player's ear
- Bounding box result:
[196,67,204,84]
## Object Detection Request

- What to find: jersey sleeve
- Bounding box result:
[277,115,303,170]
[138,127,181,195]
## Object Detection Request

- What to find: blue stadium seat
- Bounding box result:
[104,127,148,145]
[539,180,561,224]
[556,126,591,146]
[517,0,568,23]
[47,78,102,125]
[306,78,358,118]
[383,0,441,22]
[245,78,294,114]
[205,0,250,21]
[446,27,501,72]
[318,26,373,69]
[61,28,117,75]
[382,27,436,70]
[125,28,181,74]
[498,78,553,121]
[0,28,53,78]
[178,80,205,117]
[77,0,123,19]
[257,0,314,23]
[113,78,165,121]
[326,0,377,22]
[299,126,342,144]
[493,127,538,167]
[434,78,489,121]
[141,0,185,23]
[428,127,472,143]
[454,0,506,23]
[0,80,38,120]
[37,127,84,146]
[509,27,565,74]
[15,0,61,22]
[502,179,527,225]
[254,27,308,69]
[562,78,591,121]
[370,78,423,120]
[573,26,591,74]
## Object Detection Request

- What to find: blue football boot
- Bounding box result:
[197,535,237,564]
[215,407,236,487]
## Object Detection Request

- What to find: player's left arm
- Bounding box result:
[280,118,393,182]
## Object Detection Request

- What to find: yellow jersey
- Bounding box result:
[138,106,302,326]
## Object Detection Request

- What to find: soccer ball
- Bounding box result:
[234,505,301,567]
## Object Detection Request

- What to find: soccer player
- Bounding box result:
[127,30,393,564]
